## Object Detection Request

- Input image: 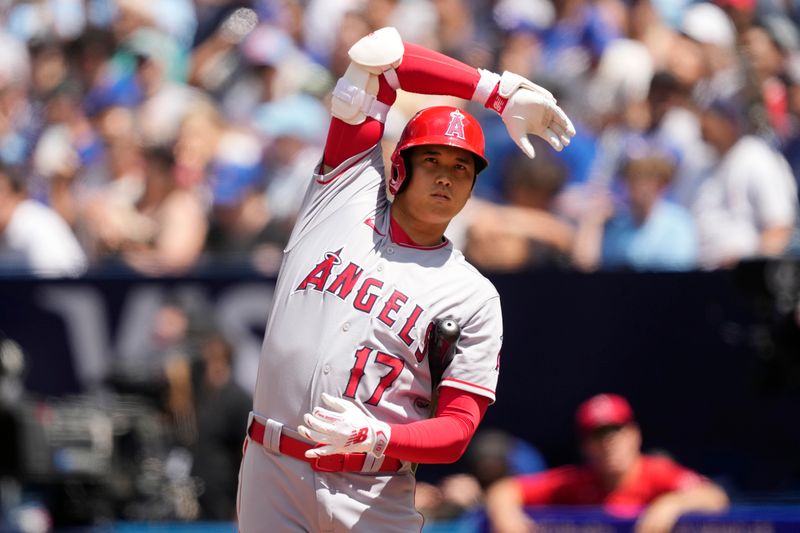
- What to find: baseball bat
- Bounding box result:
[427,318,461,414]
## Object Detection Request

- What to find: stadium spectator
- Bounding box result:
[693,94,797,268]
[85,145,207,275]
[644,71,715,209]
[715,0,758,35]
[464,149,575,271]
[0,163,87,277]
[204,129,269,262]
[677,2,742,100]
[109,302,250,520]
[537,0,621,90]
[485,393,729,533]
[0,1,794,275]
[189,334,251,520]
[740,14,800,144]
[572,136,697,271]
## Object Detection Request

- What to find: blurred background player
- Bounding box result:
[485,393,729,533]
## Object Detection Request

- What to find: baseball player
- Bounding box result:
[485,394,729,533]
[237,27,575,533]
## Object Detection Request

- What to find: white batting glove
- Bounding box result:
[298,393,391,458]
[480,70,576,159]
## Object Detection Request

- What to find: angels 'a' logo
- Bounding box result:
[444,109,466,140]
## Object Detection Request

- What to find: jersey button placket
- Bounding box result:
[342,322,351,332]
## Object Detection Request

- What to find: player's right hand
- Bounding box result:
[298,393,392,458]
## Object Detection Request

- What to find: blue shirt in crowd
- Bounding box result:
[601,200,697,271]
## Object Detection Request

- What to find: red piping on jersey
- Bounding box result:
[364,217,385,236]
[389,215,449,250]
[440,377,496,395]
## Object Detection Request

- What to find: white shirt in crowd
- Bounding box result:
[693,135,798,268]
[0,199,87,277]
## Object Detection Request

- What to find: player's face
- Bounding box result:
[395,145,476,226]
[581,423,641,478]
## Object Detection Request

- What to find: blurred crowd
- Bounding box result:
[0,0,797,276]
[0,298,253,527]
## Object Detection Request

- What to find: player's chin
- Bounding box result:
[422,202,457,221]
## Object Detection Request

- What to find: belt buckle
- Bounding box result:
[311,453,346,472]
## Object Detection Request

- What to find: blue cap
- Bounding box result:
[698,92,748,131]
[83,72,142,116]
[211,161,263,206]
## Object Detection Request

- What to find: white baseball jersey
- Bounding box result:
[238,143,503,532]
[254,143,502,426]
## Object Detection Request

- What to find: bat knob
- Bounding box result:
[437,319,461,342]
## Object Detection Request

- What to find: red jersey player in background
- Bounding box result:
[486,393,729,533]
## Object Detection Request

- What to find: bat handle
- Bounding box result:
[437,319,460,342]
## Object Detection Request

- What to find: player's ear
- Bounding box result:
[396,152,414,194]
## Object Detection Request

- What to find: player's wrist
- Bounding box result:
[484,83,509,114]
[472,69,505,112]
[370,418,391,457]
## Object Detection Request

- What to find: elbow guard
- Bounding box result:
[331,26,404,125]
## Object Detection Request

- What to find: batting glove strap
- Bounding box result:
[472,69,501,107]
[298,393,392,459]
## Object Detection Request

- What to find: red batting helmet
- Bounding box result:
[388,106,489,196]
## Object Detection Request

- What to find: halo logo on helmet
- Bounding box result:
[444,110,466,140]
[388,106,489,196]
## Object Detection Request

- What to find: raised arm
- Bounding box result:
[322,27,575,172]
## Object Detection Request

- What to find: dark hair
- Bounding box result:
[648,70,682,96]
[0,163,26,194]
[504,152,567,199]
[202,334,235,368]
[142,145,176,176]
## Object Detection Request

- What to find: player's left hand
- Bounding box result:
[298,393,391,458]
[497,71,576,159]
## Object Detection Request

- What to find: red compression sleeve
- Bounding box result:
[322,42,483,168]
[322,76,398,169]
[395,42,480,99]
[385,386,489,464]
